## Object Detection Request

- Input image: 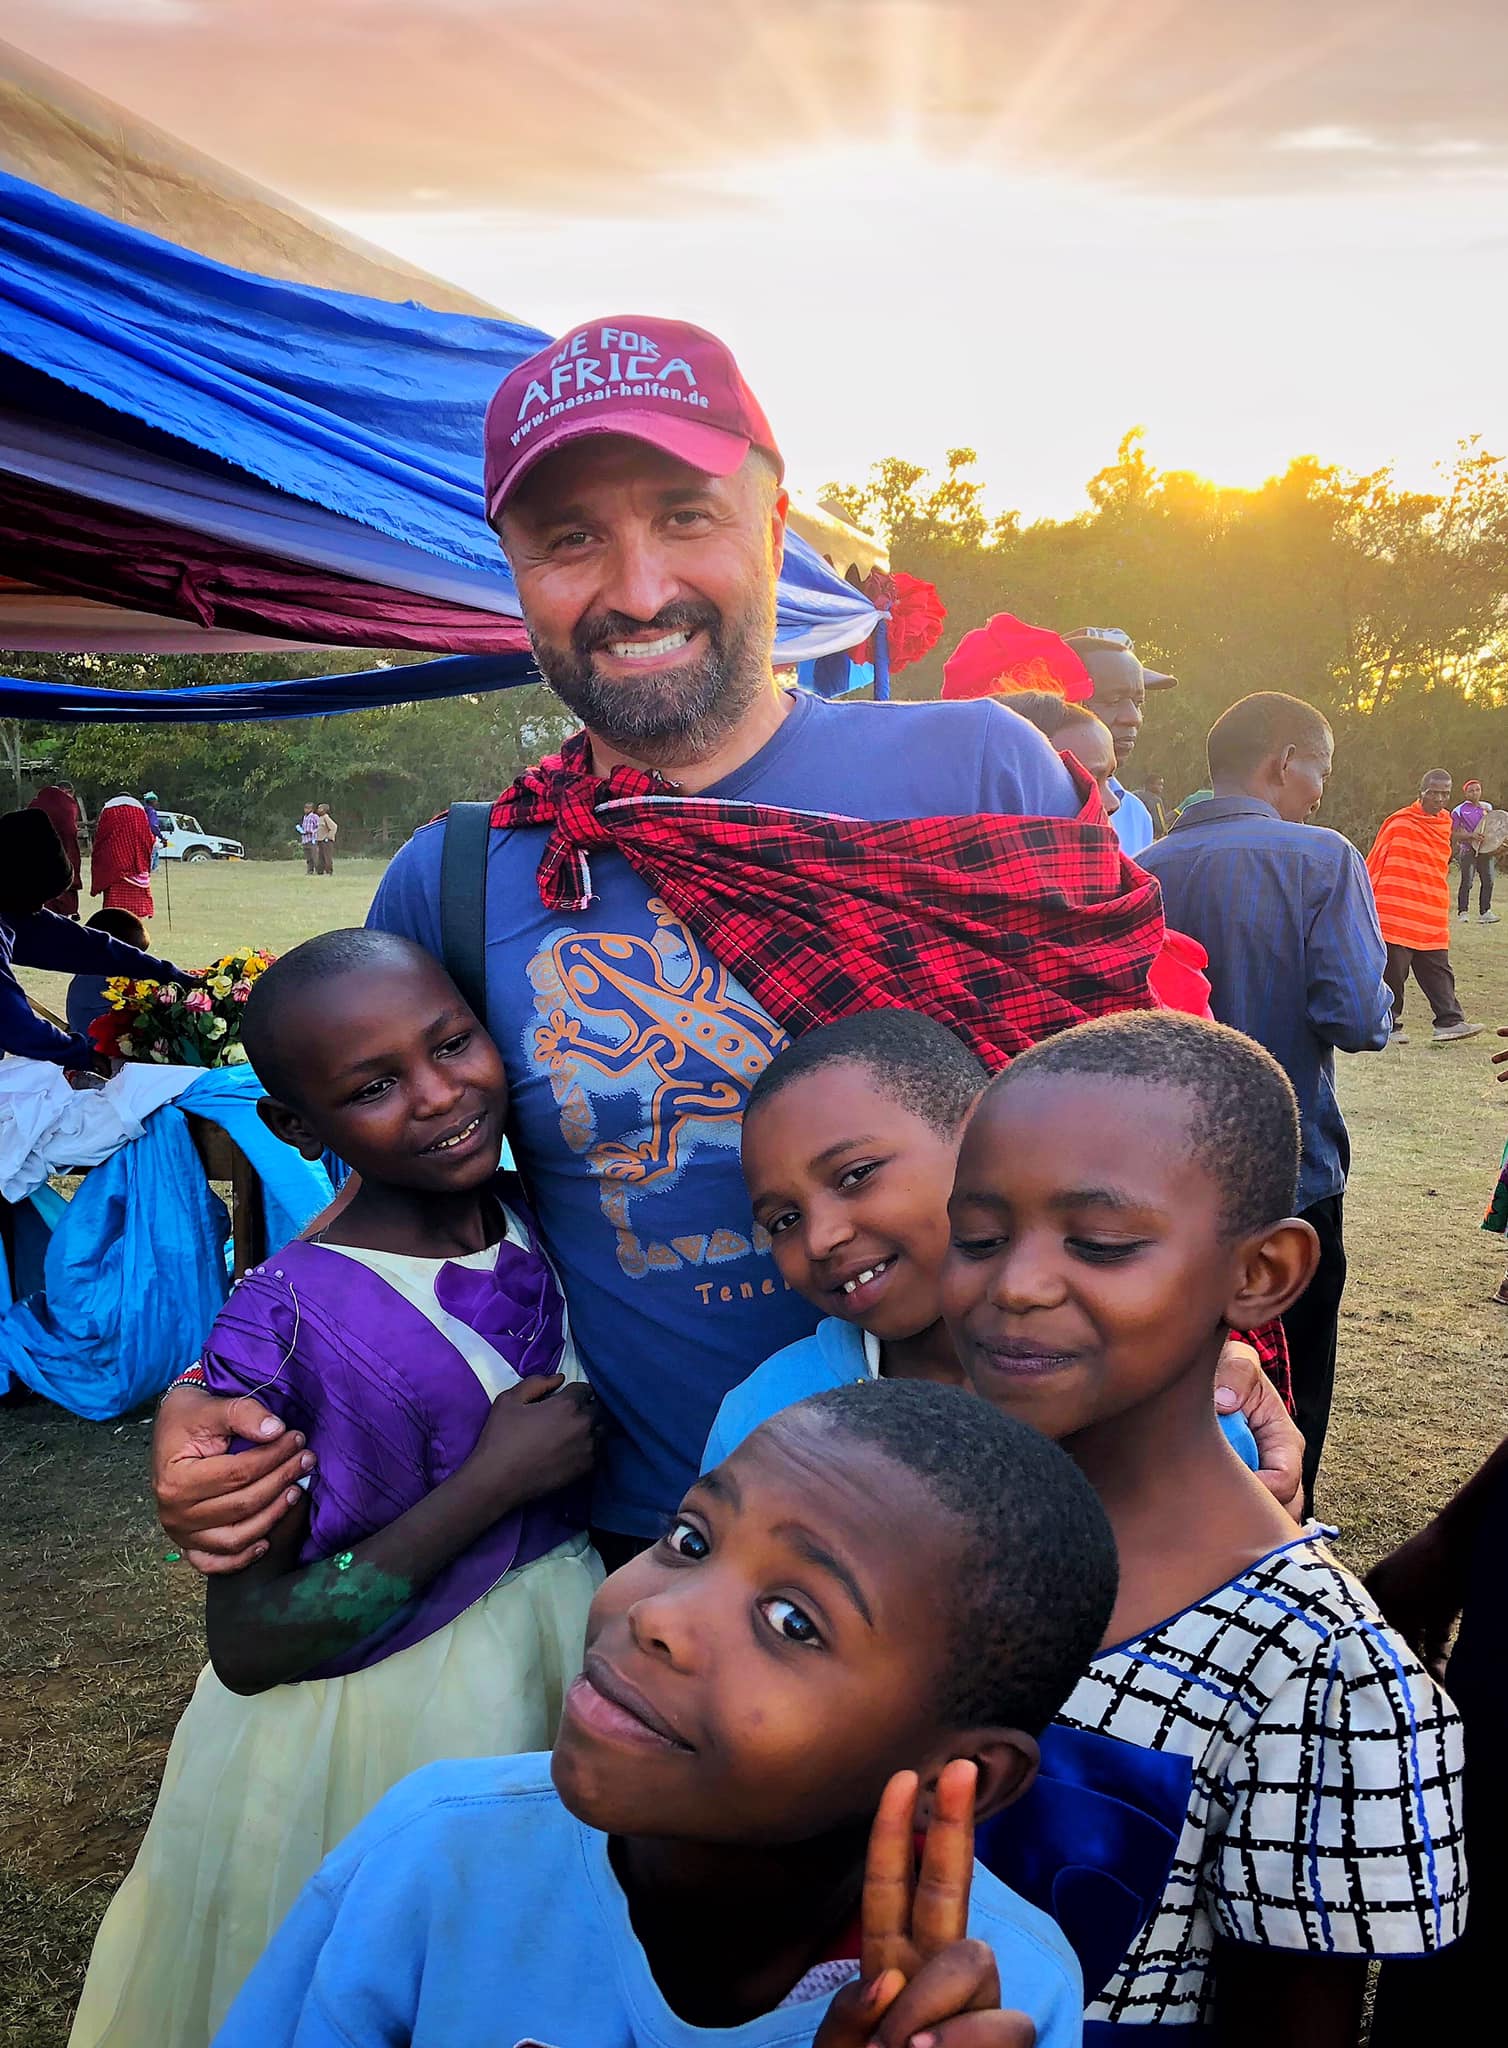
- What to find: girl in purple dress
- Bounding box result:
[71,932,604,2048]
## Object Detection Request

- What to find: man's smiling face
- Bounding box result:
[500,437,787,767]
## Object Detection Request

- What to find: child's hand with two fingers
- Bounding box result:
[816,1760,1035,2048]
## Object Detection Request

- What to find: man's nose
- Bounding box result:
[597,529,681,626]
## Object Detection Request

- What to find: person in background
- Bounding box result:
[27,781,83,916]
[1452,778,1498,925]
[1140,692,1392,1502]
[999,690,1121,816]
[1366,769,1484,1045]
[1135,772,1168,837]
[1367,1394,1508,2037]
[142,791,167,872]
[299,801,320,876]
[90,794,158,921]
[1175,783,1214,819]
[314,802,338,875]
[65,908,152,1041]
[0,810,184,1074]
[1059,627,1178,857]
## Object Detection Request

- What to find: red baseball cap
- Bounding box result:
[484,316,784,524]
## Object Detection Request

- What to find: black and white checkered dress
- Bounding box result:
[1058,1529,1467,2029]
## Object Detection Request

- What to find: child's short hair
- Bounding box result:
[782,1379,1117,1733]
[996,1012,1300,1238]
[85,907,149,948]
[241,927,444,1103]
[745,1009,987,1139]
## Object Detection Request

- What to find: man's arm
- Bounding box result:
[1305,848,1392,1053]
[1368,1430,1508,1674]
[9,909,186,984]
[1,953,99,1068]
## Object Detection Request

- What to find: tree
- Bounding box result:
[827,436,1508,842]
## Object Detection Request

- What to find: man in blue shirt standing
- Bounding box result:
[1062,628,1178,856]
[1141,692,1392,1501]
[148,314,1090,1572]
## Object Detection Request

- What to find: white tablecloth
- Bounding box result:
[0,1056,201,1202]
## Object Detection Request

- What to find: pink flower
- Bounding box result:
[231,981,253,1003]
[184,988,213,1013]
[154,983,181,1006]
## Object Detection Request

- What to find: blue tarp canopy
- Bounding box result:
[0,170,882,718]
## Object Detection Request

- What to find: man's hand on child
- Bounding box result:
[1213,1337,1305,1519]
[468,1374,603,1505]
[815,1761,1035,2048]
[153,1386,314,1574]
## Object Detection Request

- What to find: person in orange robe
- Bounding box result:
[1366,769,1483,1044]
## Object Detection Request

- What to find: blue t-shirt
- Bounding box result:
[369,690,1077,1534]
[214,1753,1084,2048]
[1109,782,1155,857]
[704,1319,1262,1476]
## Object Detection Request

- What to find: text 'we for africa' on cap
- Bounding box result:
[483,317,784,524]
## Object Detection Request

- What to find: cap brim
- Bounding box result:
[488,410,752,523]
[1142,668,1179,690]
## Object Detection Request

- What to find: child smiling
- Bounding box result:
[71,931,603,2048]
[214,1379,1115,2047]
[704,1010,1262,1476]
[943,1013,1466,2040]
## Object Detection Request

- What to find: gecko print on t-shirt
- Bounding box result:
[526,901,787,1282]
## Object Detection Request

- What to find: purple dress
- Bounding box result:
[199,1221,582,1678]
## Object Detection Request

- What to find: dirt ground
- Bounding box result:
[5,881,1508,2043]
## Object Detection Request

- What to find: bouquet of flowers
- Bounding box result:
[89,947,275,1067]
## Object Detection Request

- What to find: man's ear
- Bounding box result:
[256,1093,326,1162]
[1225,1216,1320,1330]
[769,483,789,570]
[915,1729,1040,1828]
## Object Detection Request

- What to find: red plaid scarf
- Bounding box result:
[491,729,1164,1068]
[487,731,1293,1405]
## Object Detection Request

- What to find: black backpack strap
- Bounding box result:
[439,802,492,1029]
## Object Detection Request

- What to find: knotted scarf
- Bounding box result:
[490,731,1165,1069]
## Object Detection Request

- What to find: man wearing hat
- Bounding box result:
[143,791,166,871]
[1060,628,1178,857]
[150,316,1183,1570]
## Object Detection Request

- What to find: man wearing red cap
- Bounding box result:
[151,317,1181,1568]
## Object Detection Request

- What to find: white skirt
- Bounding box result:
[69,1534,600,2048]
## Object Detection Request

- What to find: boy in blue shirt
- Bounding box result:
[216,1379,1111,2047]
[706,1011,1274,1483]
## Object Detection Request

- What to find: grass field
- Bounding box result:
[6,863,1508,2042]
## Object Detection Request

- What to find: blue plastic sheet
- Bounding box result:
[0,1070,332,1416]
[0,170,880,714]
[0,1108,230,1415]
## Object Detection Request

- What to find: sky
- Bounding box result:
[5,0,1507,516]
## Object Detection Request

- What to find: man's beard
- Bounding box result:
[527,585,775,769]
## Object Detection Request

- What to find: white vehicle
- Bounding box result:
[157,810,245,862]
